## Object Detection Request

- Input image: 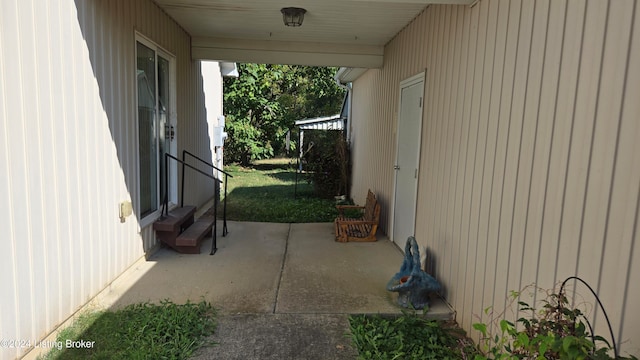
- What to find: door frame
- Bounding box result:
[390,71,425,246]
[135,32,178,228]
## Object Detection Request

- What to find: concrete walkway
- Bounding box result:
[82,222,454,359]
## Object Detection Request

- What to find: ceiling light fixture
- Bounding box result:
[281,7,306,27]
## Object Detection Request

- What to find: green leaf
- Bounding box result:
[499,320,512,334]
[473,323,488,337]
[516,332,529,347]
[563,336,574,353]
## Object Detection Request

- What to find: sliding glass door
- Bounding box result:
[136,38,174,219]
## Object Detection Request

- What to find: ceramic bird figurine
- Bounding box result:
[386,236,441,310]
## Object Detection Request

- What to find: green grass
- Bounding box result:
[349,313,479,360]
[41,300,216,360]
[221,158,340,222]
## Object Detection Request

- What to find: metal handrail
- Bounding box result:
[182,150,233,237]
[162,153,222,255]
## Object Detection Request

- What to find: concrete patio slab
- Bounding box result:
[106,221,290,314]
[25,221,454,360]
[92,221,453,317]
[276,223,403,314]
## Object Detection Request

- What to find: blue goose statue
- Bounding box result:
[386,236,441,310]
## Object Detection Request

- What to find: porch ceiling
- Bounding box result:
[153,0,473,68]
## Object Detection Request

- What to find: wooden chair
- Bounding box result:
[334,189,381,242]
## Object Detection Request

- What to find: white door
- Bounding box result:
[392,74,424,249]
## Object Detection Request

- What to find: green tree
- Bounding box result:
[223,64,345,165]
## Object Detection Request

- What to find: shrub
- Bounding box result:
[302,130,350,198]
[473,281,637,360]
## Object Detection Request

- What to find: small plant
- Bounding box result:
[473,283,637,360]
[349,312,478,359]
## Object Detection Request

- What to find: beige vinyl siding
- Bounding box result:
[0,0,214,358]
[350,0,639,354]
